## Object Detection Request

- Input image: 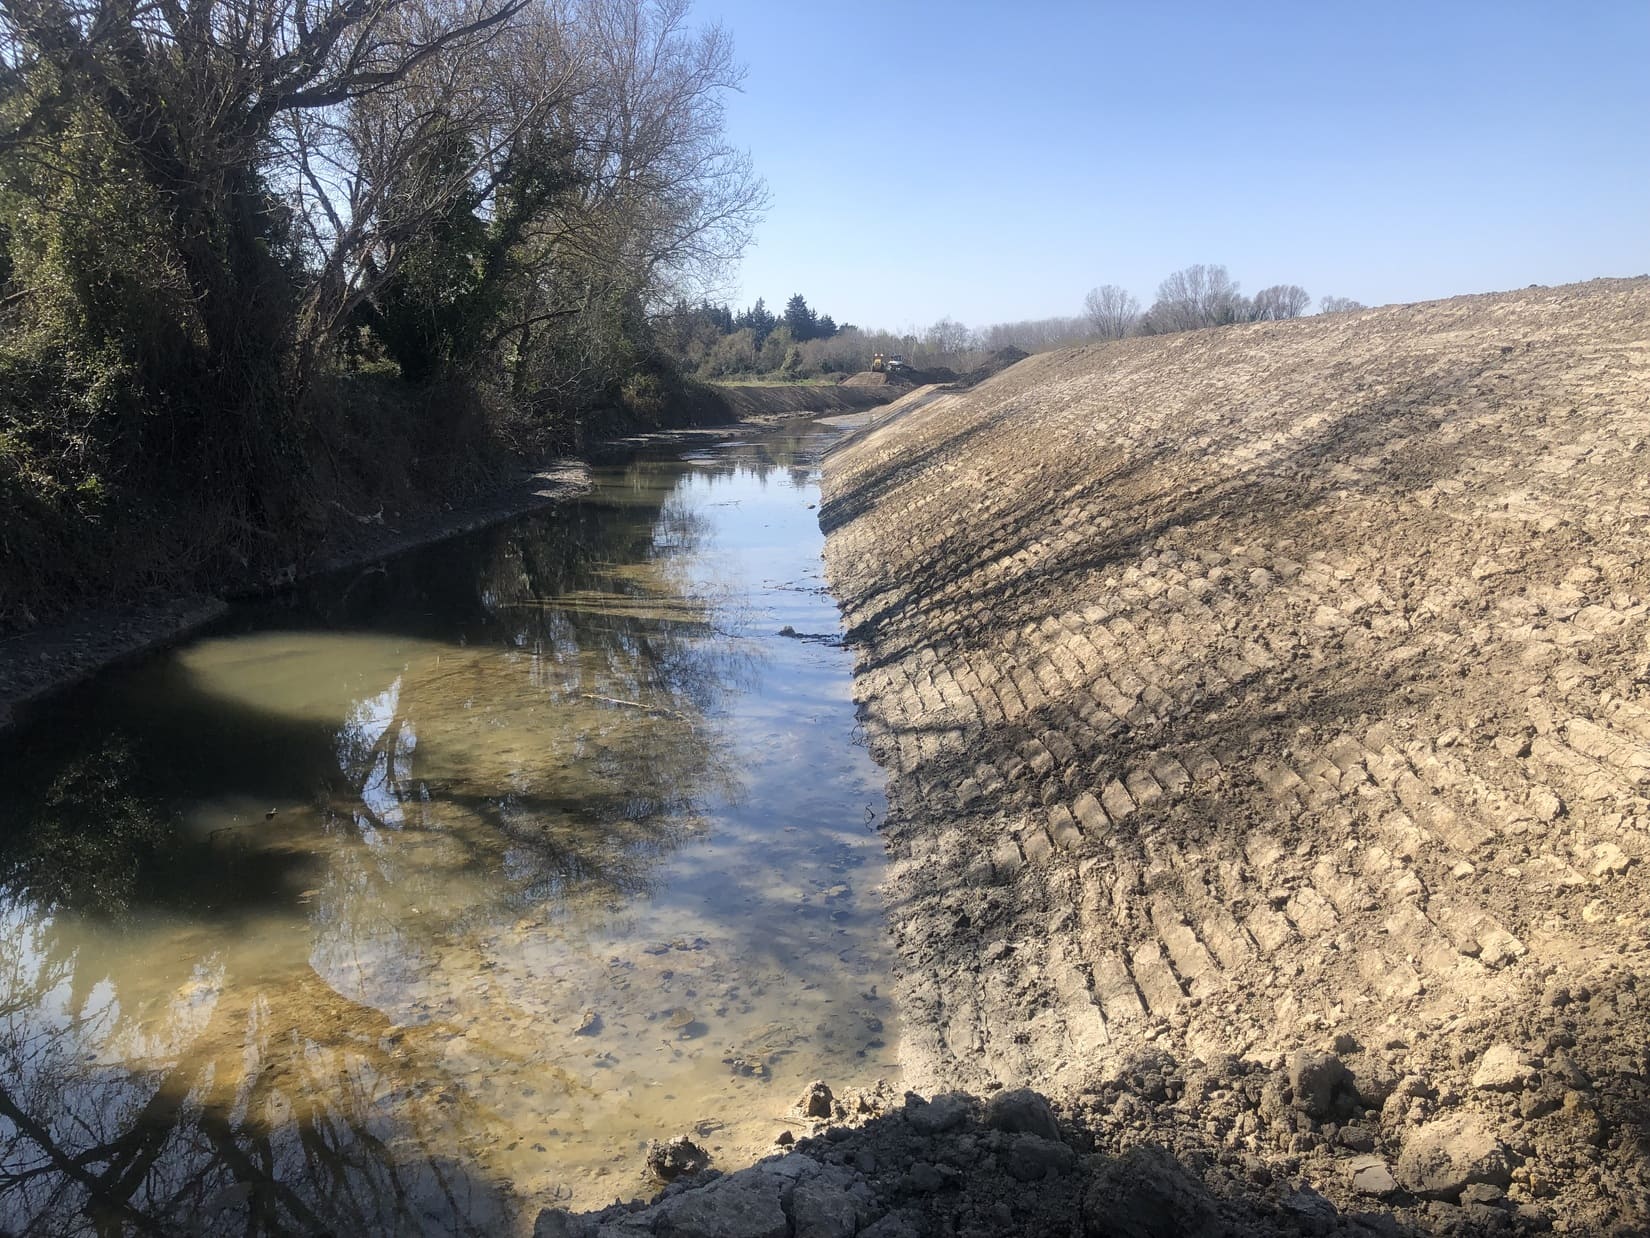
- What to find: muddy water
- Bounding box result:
[0,426,895,1235]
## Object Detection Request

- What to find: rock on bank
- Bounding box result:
[820,278,1650,1234]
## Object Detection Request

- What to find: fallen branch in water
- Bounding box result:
[580,693,693,723]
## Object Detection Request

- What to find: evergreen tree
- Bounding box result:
[784,293,818,341]
[735,298,777,346]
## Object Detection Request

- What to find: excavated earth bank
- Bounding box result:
[808,279,1650,1235]
[536,281,1650,1238]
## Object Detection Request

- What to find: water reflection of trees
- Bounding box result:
[0,912,513,1237]
[0,438,813,1235]
[677,434,823,494]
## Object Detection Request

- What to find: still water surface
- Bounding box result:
[0,425,895,1234]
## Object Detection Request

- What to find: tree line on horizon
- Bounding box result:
[655,292,849,377]
[1083,265,1367,339]
[658,265,1369,383]
[659,294,987,381]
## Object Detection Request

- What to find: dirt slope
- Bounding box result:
[821,278,1650,1233]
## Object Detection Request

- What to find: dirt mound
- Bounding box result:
[707,382,898,416]
[952,345,1031,388]
[542,1081,1384,1237]
[821,277,1650,1235]
[905,365,957,385]
[842,367,960,388]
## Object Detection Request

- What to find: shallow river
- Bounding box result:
[0,424,897,1234]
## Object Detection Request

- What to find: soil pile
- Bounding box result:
[952,346,1031,389]
[540,1079,1393,1237]
[842,367,962,388]
[708,382,899,415]
[820,278,1650,1235]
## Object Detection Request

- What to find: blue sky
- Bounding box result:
[692,0,1650,330]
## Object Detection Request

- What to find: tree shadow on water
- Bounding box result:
[0,428,889,1235]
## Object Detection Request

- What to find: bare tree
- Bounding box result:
[1251,284,1311,321]
[282,0,585,372]
[1318,295,1367,314]
[1144,263,1243,332]
[977,316,1095,352]
[493,0,768,401]
[0,0,533,378]
[556,0,767,303]
[924,317,976,358]
[1082,284,1139,338]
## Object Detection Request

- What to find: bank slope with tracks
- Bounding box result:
[822,277,1650,1233]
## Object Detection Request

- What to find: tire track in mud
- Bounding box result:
[822,279,1650,1233]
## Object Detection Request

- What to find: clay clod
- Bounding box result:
[1396,1113,1515,1201]
[797,1080,834,1119]
[1288,1049,1358,1121]
[644,1135,711,1182]
[983,1088,1061,1142]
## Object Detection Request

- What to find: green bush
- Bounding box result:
[620,372,668,421]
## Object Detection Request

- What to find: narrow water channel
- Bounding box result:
[0,423,896,1235]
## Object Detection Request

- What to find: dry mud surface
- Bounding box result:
[811,279,1650,1235]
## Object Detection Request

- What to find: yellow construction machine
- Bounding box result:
[871,353,887,373]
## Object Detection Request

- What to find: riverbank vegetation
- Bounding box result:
[0,0,763,627]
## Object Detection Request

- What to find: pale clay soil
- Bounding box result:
[540,280,1650,1238]
[806,279,1650,1236]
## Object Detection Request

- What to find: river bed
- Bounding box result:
[0,423,896,1234]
